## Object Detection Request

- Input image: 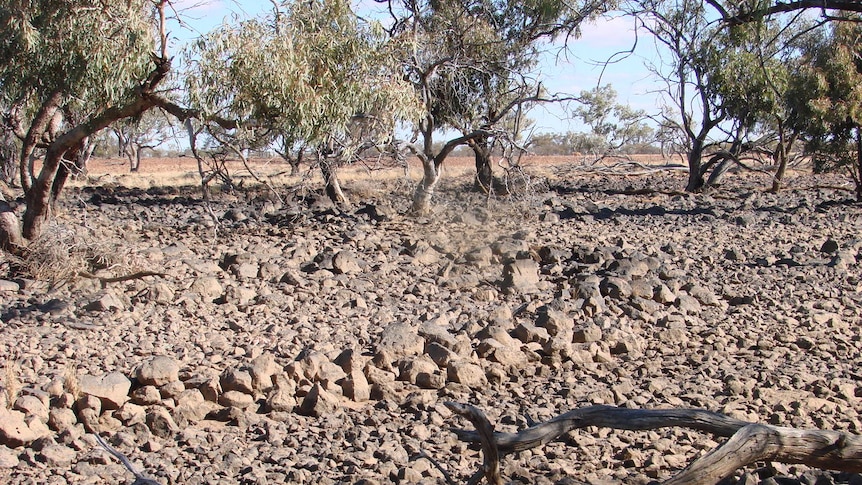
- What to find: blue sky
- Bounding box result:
[169,0,662,134]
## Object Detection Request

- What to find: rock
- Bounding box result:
[146,407,178,438]
[501,259,540,294]
[0,445,19,468]
[218,390,256,409]
[13,395,48,423]
[332,251,362,274]
[221,369,254,395]
[299,383,341,417]
[0,280,20,292]
[83,291,125,312]
[130,385,162,405]
[446,362,488,388]
[48,408,77,434]
[341,370,371,402]
[600,276,632,300]
[78,372,131,409]
[249,353,279,391]
[377,323,424,357]
[38,444,76,467]
[135,356,180,387]
[115,402,146,426]
[820,238,840,253]
[573,325,602,343]
[513,321,551,345]
[189,276,223,301]
[537,308,575,336]
[0,408,50,447]
[398,356,439,385]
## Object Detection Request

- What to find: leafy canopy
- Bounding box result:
[184,0,419,148]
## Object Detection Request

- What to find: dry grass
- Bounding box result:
[11,221,132,287]
[2,362,21,409]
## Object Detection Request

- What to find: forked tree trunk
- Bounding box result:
[320,159,349,205]
[410,157,441,214]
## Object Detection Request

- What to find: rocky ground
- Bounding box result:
[0,163,860,484]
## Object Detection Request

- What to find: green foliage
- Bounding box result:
[184,0,419,151]
[0,0,155,113]
[573,84,654,153]
[789,19,862,197]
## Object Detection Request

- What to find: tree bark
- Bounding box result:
[320,158,349,205]
[410,157,441,214]
[685,139,706,192]
[449,403,862,484]
[472,139,493,193]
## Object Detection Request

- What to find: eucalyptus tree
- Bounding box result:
[637,0,731,191]
[382,0,612,213]
[112,109,178,172]
[573,84,654,160]
[0,0,175,246]
[183,0,418,204]
[789,19,862,200]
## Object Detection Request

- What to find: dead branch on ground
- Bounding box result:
[445,403,862,484]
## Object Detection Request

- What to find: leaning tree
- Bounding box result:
[182,0,418,205]
[0,0,176,248]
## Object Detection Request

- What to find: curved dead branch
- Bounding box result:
[448,404,862,484]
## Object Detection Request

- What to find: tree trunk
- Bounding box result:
[128,145,141,172]
[856,126,862,202]
[685,139,705,192]
[473,140,493,193]
[320,158,349,205]
[410,157,441,214]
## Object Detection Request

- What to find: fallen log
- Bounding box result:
[446,403,862,484]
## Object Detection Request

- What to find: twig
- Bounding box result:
[94,434,164,485]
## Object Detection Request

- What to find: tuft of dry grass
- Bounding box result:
[2,362,21,409]
[63,364,80,400]
[11,221,133,287]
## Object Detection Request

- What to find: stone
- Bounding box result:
[131,386,162,405]
[78,372,131,409]
[135,356,180,387]
[513,322,551,345]
[332,251,362,274]
[501,259,540,294]
[249,353,279,391]
[378,323,424,357]
[189,276,223,301]
[159,380,185,399]
[537,308,575,336]
[114,402,146,426]
[83,291,125,312]
[341,370,371,402]
[820,238,840,253]
[38,444,76,467]
[48,408,77,434]
[13,395,48,423]
[0,280,19,292]
[446,362,488,388]
[299,383,341,417]
[573,325,602,343]
[0,445,19,468]
[221,369,254,395]
[0,408,50,447]
[218,390,256,409]
[600,276,632,300]
[146,407,178,438]
[398,357,439,385]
